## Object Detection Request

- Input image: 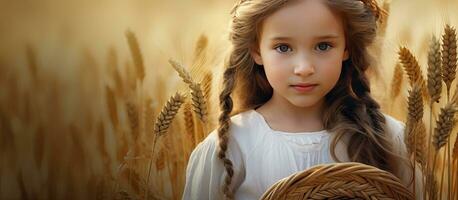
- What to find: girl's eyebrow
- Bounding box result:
[269,34,340,41]
[314,34,340,39]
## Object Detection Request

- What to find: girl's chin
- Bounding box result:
[287,98,323,108]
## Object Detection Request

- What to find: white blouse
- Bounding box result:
[182,109,419,200]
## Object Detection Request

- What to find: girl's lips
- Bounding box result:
[291,84,318,92]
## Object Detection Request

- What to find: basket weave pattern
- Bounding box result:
[260,162,414,200]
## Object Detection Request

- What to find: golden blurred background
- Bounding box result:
[1,0,458,199]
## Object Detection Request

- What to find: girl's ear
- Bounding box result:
[250,46,263,65]
[343,49,349,61]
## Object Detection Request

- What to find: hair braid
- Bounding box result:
[217,65,237,199]
[325,58,403,175]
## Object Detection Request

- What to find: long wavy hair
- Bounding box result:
[217,0,406,199]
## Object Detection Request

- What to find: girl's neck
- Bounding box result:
[255,94,325,133]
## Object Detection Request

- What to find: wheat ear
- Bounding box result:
[168,59,193,85]
[433,103,456,150]
[190,83,207,123]
[126,102,139,142]
[427,35,442,103]
[125,30,145,82]
[405,85,426,193]
[407,85,424,123]
[153,93,185,136]
[425,36,443,200]
[398,47,428,100]
[147,92,185,198]
[441,25,457,99]
[169,59,208,123]
[391,63,404,99]
[442,25,458,200]
[406,85,426,169]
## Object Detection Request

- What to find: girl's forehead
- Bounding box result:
[259,0,345,41]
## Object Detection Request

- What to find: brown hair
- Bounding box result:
[217,0,402,199]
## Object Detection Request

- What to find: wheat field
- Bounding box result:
[0,0,458,199]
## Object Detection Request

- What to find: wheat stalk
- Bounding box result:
[155,147,166,171]
[202,72,213,103]
[404,85,426,194]
[442,25,457,98]
[144,98,154,142]
[426,170,439,200]
[442,25,458,199]
[192,34,208,66]
[453,135,458,199]
[398,47,428,99]
[106,85,119,128]
[34,126,45,169]
[125,30,145,82]
[431,103,456,199]
[107,47,124,97]
[425,35,443,200]
[454,137,458,160]
[427,35,442,103]
[97,122,112,175]
[146,92,185,198]
[183,102,196,146]
[415,122,427,169]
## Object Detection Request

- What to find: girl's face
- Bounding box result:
[251,0,349,108]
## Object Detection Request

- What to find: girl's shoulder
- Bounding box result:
[382,113,405,136]
[198,109,264,151]
[382,113,407,154]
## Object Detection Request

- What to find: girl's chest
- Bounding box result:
[239,137,334,195]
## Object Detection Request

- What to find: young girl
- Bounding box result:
[183,0,420,199]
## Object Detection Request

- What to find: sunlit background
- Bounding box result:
[1,0,458,199]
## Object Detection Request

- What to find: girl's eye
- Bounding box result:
[316,43,332,51]
[275,44,291,53]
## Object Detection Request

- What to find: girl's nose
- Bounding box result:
[293,57,315,76]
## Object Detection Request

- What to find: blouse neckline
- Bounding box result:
[251,109,328,136]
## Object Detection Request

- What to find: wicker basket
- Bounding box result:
[260,162,414,200]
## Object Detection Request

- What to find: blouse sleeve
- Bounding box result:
[182,131,245,200]
[391,121,424,199]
